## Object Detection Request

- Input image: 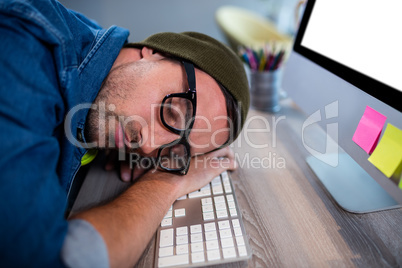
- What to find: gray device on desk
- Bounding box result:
[154,171,251,267]
[283,0,402,213]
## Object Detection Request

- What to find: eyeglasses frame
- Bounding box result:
[156,60,197,175]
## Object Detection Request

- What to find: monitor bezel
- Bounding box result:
[293,0,402,113]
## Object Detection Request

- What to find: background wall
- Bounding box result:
[59,0,299,44]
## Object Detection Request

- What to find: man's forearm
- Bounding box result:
[71,172,180,268]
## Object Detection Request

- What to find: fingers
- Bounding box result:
[206,146,236,161]
[104,150,118,171]
[190,146,237,181]
[119,161,133,182]
[198,146,237,171]
[104,150,150,183]
[209,155,237,170]
[121,156,154,183]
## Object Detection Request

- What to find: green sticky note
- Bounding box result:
[368,124,402,178]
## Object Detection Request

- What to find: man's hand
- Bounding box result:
[154,146,237,199]
[104,150,151,182]
[104,146,237,194]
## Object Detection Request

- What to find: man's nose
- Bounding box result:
[139,125,180,156]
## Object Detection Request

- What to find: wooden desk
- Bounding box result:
[71,99,402,267]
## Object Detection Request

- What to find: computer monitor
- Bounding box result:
[283,0,402,213]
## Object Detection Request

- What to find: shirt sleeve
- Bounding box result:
[0,11,68,268]
[61,220,109,268]
[0,2,121,266]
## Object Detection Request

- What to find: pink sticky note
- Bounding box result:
[352,106,387,154]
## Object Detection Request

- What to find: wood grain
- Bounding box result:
[71,100,402,268]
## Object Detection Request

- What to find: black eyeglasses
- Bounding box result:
[156,60,197,175]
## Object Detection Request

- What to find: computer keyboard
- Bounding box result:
[155,171,251,267]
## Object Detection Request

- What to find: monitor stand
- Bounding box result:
[306,153,400,213]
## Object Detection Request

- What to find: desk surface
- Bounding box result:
[71,99,402,267]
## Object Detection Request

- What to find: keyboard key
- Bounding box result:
[212,185,223,195]
[227,201,236,209]
[177,195,187,200]
[158,254,189,267]
[229,208,238,217]
[224,184,232,193]
[190,224,202,234]
[211,176,221,185]
[204,222,216,232]
[176,226,188,236]
[191,233,203,243]
[233,227,243,237]
[236,235,245,246]
[206,240,219,250]
[191,242,204,253]
[222,247,237,259]
[191,252,205,263]
[216,210,228,219]
[203,212,215,221]
[238,245,248,257]
[159,246,173,257]
[218,220,230,230]
[202,204,213,213]
[205,231,218,241]
[215,202,227,211]
[201,184,211,190]
[201,197,213,205]
[189,189,211,198]
[161,218,172,227]
[207,249,221,261]
[174,208,186,217]
[214,196,225,204]
[176,235,188,245]
[176,244,189,255]
[164,210,172,218]
[220,237,234,248]
[219,229,232,239]
[159,229,173,247]
[201,188,211,195]
[232,219,240,228]
[221,171,229,181]
[226,194,234,202]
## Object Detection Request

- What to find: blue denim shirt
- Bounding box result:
[0,0,129,266]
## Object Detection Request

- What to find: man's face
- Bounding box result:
[86,46,229,158]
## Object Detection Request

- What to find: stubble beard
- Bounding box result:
[84,61,150,151]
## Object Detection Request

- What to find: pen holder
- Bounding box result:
[250,69,282,113]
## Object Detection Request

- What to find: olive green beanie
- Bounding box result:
[125,32,250,142]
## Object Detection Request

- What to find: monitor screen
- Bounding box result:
[283,0,402,212]
[294,0,402,112]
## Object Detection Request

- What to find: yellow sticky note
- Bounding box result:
[368,124,402,178]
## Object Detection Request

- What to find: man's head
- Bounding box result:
[85,32,249,173]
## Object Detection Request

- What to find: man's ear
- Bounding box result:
[110,46,168,70]
[141,46,166,61]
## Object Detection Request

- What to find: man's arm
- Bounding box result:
[71,146,236,267]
